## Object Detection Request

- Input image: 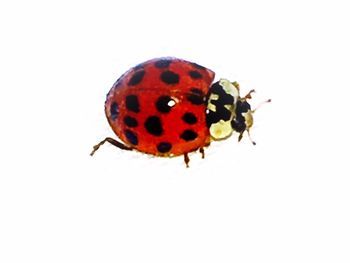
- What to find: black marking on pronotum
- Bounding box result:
[156,96,174,113]
[188,70,202,79]
[154,59,172,68]
[182,112,197,124]
[110,102,119,121]
[128,70,145,86]
[144,116,163,136]
[157,142,172,153]
[124,116,138,127]
[160,71,179,84]
[187,88,205,105]
[210,82,234,105]
[213,105,231,121]
[206,81,235,127]
[125,95,140,113]
[206,107,231,127]
[180,129,198,141]
[125,129,138,145]
[206,110,220,127]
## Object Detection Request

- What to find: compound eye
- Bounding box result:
[237,101,251,113]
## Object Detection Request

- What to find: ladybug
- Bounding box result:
[91,57,270,167]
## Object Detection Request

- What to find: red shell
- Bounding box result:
[105,57,215,156]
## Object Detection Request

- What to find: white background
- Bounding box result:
[1,0,350,262]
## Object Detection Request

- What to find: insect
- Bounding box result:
[91,57,270,167]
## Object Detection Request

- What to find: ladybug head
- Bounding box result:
[206,79,269,144]
[231,98,255,144]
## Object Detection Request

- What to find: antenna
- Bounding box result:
[253,99,271,112]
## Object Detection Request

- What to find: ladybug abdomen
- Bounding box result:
[105,58,215,156]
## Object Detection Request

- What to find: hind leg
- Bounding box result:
[90,137,132,156]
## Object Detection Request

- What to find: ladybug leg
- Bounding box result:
[238,130,256,145]
[238,132,244,143]
[184,153,190,168]
[243,89,256,100]
[90,137,132,156]
[199,147,205,159]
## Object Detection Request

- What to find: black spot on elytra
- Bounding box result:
[154,59,172,68]
[157,142,172,153]
[110,102,119,121]
[160,71,179,84]
[156,96,174,113]
[182,112,197,124]
[125,129,138,145]
[187,88,205,105]
[144,116,163,136]
[128,70,145,86]
[189,70,202,79]
[125,95,140,113]
[191,62,206,70]
[124,116,138,127]
[180,129,198,141]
